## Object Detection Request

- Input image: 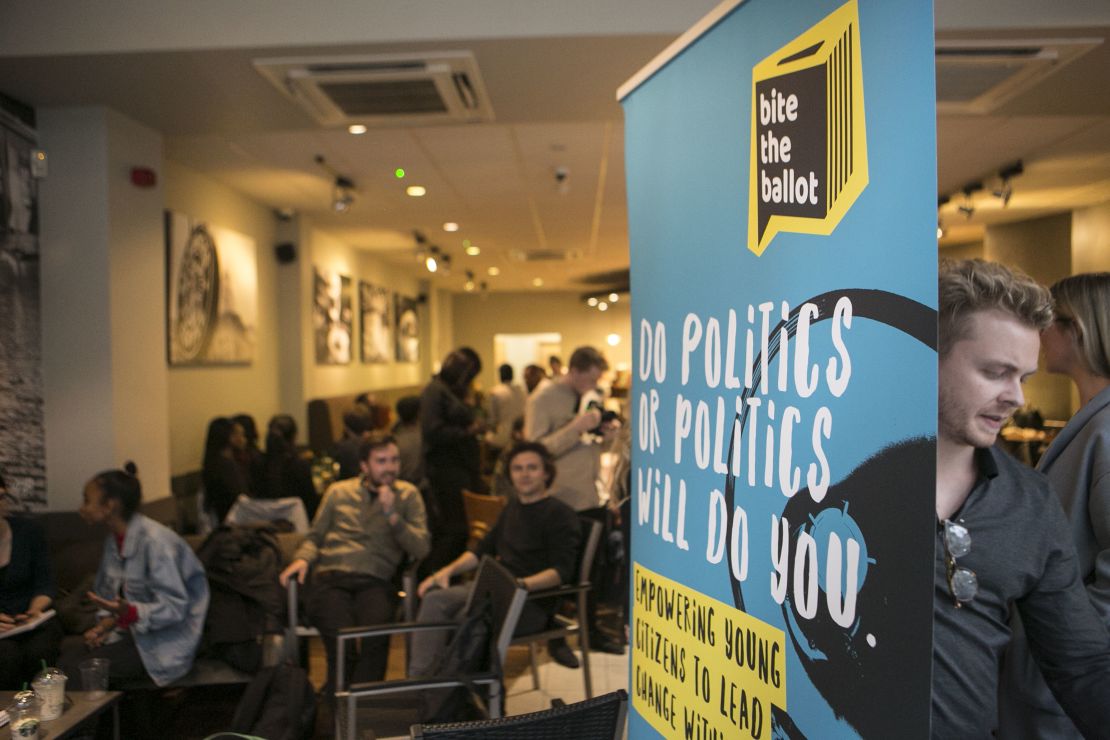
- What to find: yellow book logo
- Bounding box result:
[748,0,868,256]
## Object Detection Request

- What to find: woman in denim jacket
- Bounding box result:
[60,463,209,687]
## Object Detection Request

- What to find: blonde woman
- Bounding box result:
[1001,272,1110,739]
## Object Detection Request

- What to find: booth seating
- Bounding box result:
[306,385,422,453]
[44,509,304,692]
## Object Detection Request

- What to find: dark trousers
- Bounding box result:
[423,466,473,575]
[58,631,148,687]
[307,570,396,694]
[0,618,63,689]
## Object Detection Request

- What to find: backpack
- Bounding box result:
[422,596,494,723]
[228,663,316,740]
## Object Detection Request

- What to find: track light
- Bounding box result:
[316,156,357,214]
[425,247,440,273]
[992,161,1022,207]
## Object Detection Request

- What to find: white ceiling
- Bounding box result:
[2,7,1110,291]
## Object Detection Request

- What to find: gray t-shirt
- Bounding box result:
[931,446,1110,738]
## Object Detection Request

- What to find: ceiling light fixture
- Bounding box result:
[347,124,367,135]
[425,248,439,273]
[532,277,544,287]
[607,333,621,347]
[487,266,500,277]
[443,222,459,232]
[598,301,609,312]
[587,297,598,307]
[464,270,476,291]
[992,160,1023,207]
[609,293,619,302]
[316,155,357,214]
[406,185,426,197]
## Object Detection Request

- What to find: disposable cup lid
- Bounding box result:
[34,666,66,684]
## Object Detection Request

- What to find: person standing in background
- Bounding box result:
[392,395,425,489]
[1000,272,1110,739]
[525,346,623,654]
[485,363,526,453]
[420,348,484,573]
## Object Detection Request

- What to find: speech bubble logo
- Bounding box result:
[748,0,868,256]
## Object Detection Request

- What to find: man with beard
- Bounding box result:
[932,259,1110,738]
[280,431,430,695]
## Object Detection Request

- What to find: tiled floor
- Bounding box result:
[503,641,629,715]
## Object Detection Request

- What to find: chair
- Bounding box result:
[462,490,505,549]
[284,556,422,665]
[510,517,603,698]
[409,689,628,740]
[333,556,527,740]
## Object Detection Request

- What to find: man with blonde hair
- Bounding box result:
[933,259,1110,737]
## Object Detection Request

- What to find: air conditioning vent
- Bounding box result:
[254,52,495,127]
[935,38,1101,114]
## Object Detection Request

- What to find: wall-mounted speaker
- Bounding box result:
[275,242,296,264]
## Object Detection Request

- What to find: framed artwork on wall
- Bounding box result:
[314,268,353,364]
[394,294,420,363]
[0,123,47,508]
[359,280,392,364]
[165,210,258,366]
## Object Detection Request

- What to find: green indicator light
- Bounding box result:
[394,168,406,179]
[463,239,471,247]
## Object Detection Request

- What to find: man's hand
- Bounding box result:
[0,613,14,633]
[279,558,309,586]
[573,409,603,434]
[418,569,451,598]
[377,485,396,515]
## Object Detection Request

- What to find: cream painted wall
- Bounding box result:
[300,226,434,402]
[38,107,172,509]
[163,161,282,475]
[451,291,632,391]
[984,214,1073,420]
[938,241,984,262]
[1072,200,1110,275]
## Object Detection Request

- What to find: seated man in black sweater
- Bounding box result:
[411,441,582,673]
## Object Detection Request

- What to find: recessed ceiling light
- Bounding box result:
[607,333,620,346]
[465,245,481,256]
[587,297,598,307]
[425,255,438,273]
[609,293,619,302]
[487,266,500,276]
[464,280,476,292]
[532,277,544,287]
[598,301,609,311]
[348,124,368,135]
[406,185,426,197]
[443,222,459,232]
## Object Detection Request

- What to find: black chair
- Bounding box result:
[284,556,422,665]
[409,689,628,739]
[333,556,527,739]
[510,517,603,697]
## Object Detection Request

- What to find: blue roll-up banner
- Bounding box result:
[621,0,937,737]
